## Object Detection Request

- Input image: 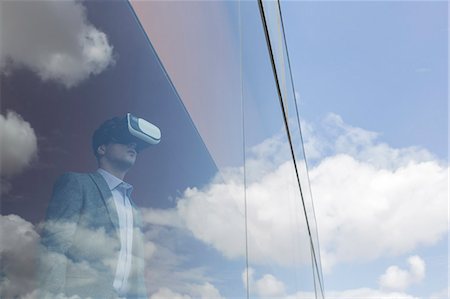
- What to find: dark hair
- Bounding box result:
[92,116,127,158]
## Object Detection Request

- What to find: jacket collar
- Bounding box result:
[88,172,120,234]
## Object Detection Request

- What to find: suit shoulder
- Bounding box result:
[57,172,91,179]
[54,172,92,187]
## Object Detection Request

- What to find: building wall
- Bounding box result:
[0,1,323,298]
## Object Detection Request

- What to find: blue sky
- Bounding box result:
[280,1,448,298]
[282,1,447,159]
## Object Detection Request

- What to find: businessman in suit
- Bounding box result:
[40,116,148,299]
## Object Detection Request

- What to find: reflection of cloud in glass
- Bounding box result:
[243,267,423,299]
[143,131,311,267]
[0,1,115,88]
[0,214,147,298]
[296,288,419,299]
[243,268,286,297]
[149,283,224,299]
[0,111,37,179]
[2,115,446,298]
[144,114,448,273]
[141,224,225,295]
[1,213,221,298]
[0,215,39,298]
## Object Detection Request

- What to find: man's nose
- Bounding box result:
[128,142,137,149]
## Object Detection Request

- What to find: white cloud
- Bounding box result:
[243,269,423,299]
[243,268,286,297]
[299,114,448,272]
[0,213,207,298]
[0,111,38,178]
[300,119,326,160]
[287,288,420,299]
[21,289,87,299]
[312,152,447,272]
[255,274,286,297]
[0,214,39,298]
[143,239,157,261]
[428,287,449,299]
[188,283,224,298]
[242,267,251,290]
[0,0,114,88]
[143,155,312,267]
[379,255,426,291]
[295,91,301,104]
[149,283,224,299]
[150,288,191,299]
[0,214,142,299]
[0,214,104,298]
[303,113,437,169]
[143,114,448,273]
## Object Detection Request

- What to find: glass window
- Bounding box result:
[1,1,321,298]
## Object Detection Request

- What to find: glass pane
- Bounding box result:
[130,1,248,297]
[241,1,316,298]
[1,1,246,298]
[260,1,324,297]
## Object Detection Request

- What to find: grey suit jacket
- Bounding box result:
[40,172,147,299]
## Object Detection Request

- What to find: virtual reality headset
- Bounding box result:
[93,113,161,153]
[127,113,161,146]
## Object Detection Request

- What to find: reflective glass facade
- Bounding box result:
[0,1,324,298]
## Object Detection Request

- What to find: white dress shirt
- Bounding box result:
[97,169,134,296]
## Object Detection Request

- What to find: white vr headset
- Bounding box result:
[93,113,161,154]
[126,113,161,147]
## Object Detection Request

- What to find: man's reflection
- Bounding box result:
[40,115,158,299]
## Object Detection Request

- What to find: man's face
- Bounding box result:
[101,142,137,170]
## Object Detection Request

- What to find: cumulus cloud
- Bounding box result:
[141,224,224,295]
[142,128,313,267]
[300,120,325,161]
[149,283,224,299]
[309,115,448,272]
[143,239,157,261]
[0,214,107,298]
[286,288,420,299]
[0,214,39,298]
[427,287,449,299]
[254,274,286,297]
[243,268,286,297]
[21,290,87,299]
[150,288,191,299]
[144,113,448,274]
[0,0,115,87]
[188,283,224,298]
[242,268,422,299]
[303,113,437,169]
[312,153,447,271]
[379,255,426,291]
[0,214,147,299]
[0,111,38,178]
[143,153,312,266]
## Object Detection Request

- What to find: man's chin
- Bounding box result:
[125,159,136,169]
[116,158,136,171]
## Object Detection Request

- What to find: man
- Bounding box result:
[40,115,158,299]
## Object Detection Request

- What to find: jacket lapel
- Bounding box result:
[129,196,141,228]
[88,172,120,235]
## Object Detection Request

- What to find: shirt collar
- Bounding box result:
[97,168,133,196]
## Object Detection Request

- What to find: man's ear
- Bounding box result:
[97,144,106,156]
